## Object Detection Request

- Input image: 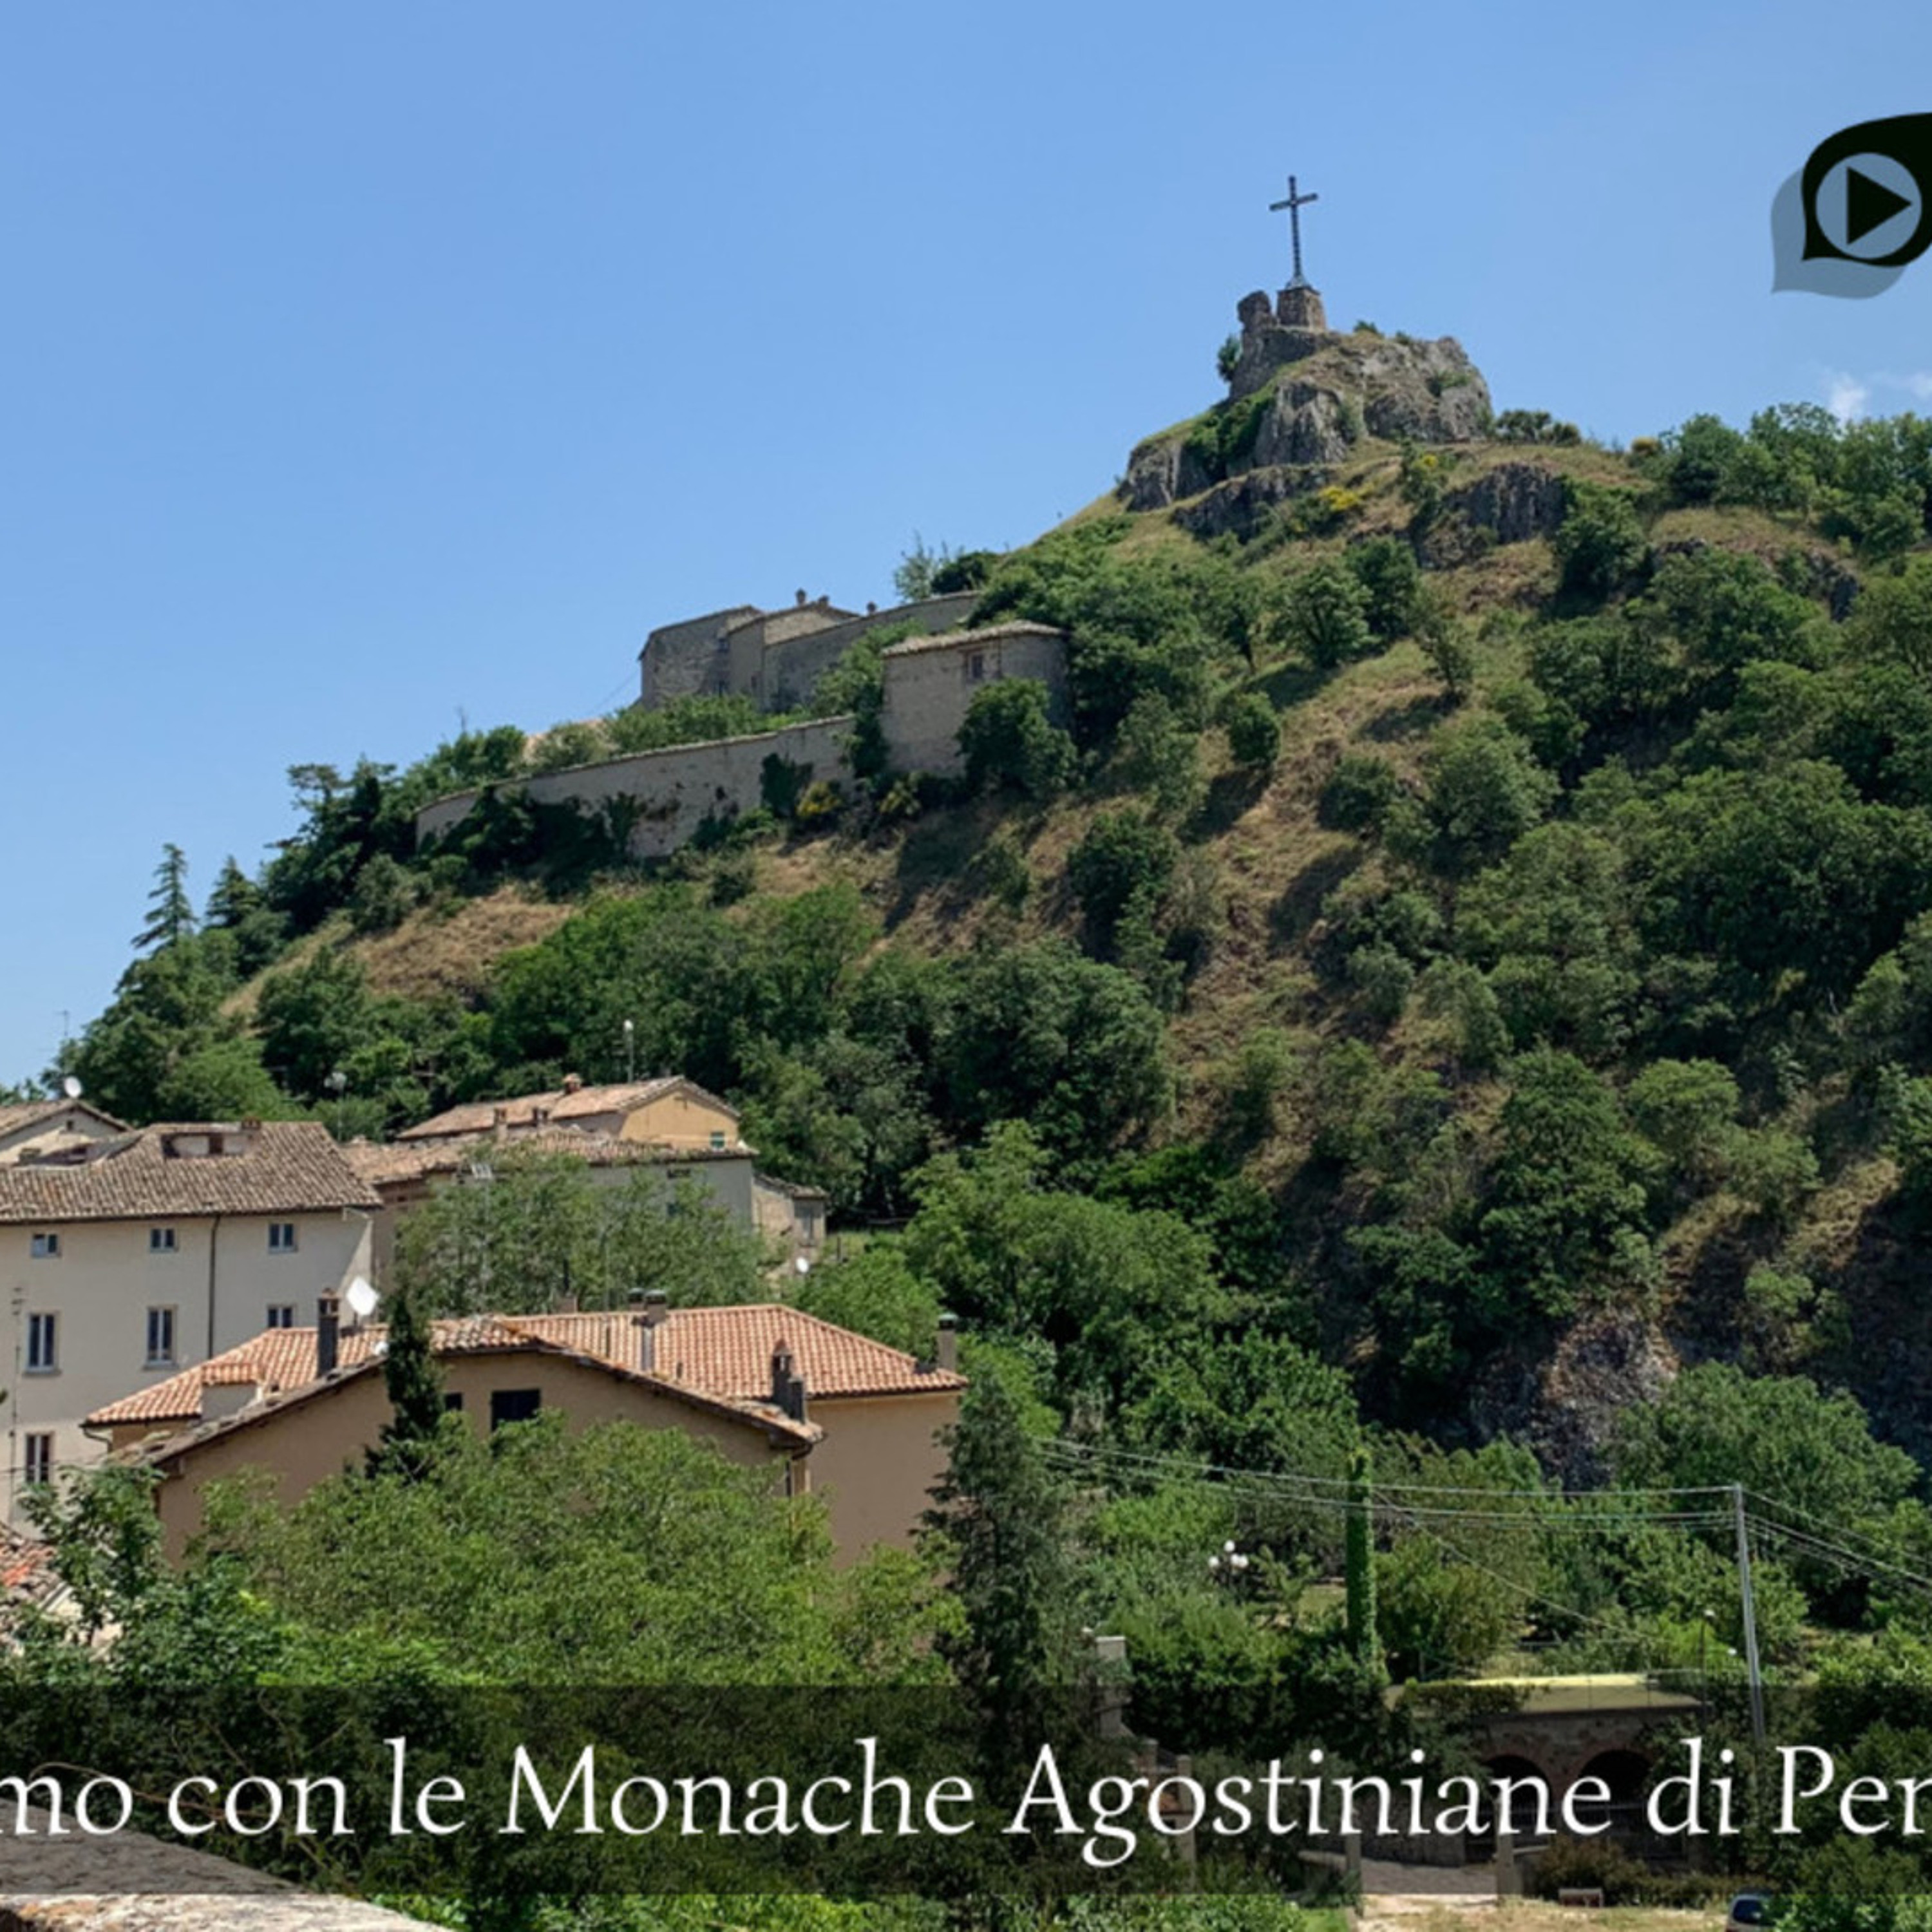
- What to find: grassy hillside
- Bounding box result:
[58,389,1932,1484]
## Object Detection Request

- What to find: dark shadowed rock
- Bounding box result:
[1443,461,1569,544]
[1173,465,1329,541]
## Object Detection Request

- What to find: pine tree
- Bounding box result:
[366,1289,447,1482]
[204,856,261,929]
[132,844,196,953]
[922,1370,1077,1738]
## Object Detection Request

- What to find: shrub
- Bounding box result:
[793,779,845,828]
[1068,811,1178,952]
[1224,692,1282,773]
[1215,334,1240,384]
[957,679,1077,799]
[1421,715,1558,867]
[1318,753,1401,833]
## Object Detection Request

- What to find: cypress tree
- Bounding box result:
[366,1289,446,1482]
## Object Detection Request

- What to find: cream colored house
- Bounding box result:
[0,1121,379,1519]
[397,1075,744,1151]
[0,1099,128,1166]
[343,1129,768,1282]
[91,1299,963,1562]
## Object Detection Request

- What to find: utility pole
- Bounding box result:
[1732,1483,1766,1748]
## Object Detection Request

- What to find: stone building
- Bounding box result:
[414,620,1070,863]
[638,589,982,714]
[92,1298,964,1561]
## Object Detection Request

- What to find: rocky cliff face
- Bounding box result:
[1122,295,1492,529]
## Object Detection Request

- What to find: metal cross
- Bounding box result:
[1268,174,1320,287]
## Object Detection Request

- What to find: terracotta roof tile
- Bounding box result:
[344,1128,756,1189]
[397,1078,740,1144]
[88,1302,959,1430]
[0,1122,380,1226]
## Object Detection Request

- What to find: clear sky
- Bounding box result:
[5,0,1932,1086]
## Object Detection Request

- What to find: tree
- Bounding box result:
[1281,560,1373,670]
[956,679,1076,799]
[1420,716,1558,869]
[1068,811,1177,957]
[1345,535,1424,642]
[1478,1049,1661,1318]
[1553,482,1648,603]
[133,844,195,953]
[922,1367,1078,1734]
[892,534,956,604]
[1848,555,1932,681]
[1415,591,1477,702]
[366,1288,447,1482]
[1224,692,1282,773]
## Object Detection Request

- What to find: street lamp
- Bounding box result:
[325,1068,348,1141]
[622,1019,636,1084]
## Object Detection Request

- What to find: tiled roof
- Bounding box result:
[397,1078,741,1143]
[89,1302,958,1430]
[0,1099,128,1141]
[526,1305,965,1400]
[0,1527,67,1617]
[0,1122,381,1226]
[878,621,1066,661]
[95,1315,821,1457]
[343,1128,751,1189]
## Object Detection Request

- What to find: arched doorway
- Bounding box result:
[1468,1753,1551,1862]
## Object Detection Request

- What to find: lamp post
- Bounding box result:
[622,1019,636,1084]
[325,1067,348,1141]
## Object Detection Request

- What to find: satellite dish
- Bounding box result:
[793,1255,811,1276]
[61,1075,82,1100]
[345,1278,380,1320]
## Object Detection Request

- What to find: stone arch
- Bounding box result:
[1575,1748,1651,1847]
[1468,1752,1553,1860]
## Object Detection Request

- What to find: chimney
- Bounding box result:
[769,1341,808,1425]
[794,589,807,607]
[316,1296,341,1378]
[562,1073,583,1094]
[641,1289,670,1328]
[934,1312,958,1373]
[557,1291,578,1314]
[491,1105,508,1139]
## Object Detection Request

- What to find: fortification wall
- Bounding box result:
[416,717,853,858]
[638,605,757,708]
[417,623,1070,853]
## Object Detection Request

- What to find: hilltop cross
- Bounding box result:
[1269,174,1319,289]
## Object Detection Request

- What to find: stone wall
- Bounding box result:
[637,604,759,708]
[415,716,853,859]
[417,625,1070,855]
[752,591,982,712]
[879,623,1070,777]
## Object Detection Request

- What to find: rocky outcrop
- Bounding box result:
[1442,461,1569,544]
[1122,294,1492,517]
[1173,465,1331,542]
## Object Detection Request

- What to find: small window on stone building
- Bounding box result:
[149,1227,176,1253]
[709,1131,726,1150]
[444,1392,466,1412]
[146,1306,176,1367]
[30,1233,59,1260]
[966,652,987,682]
[269,1222,297,1253]
[266,1303,295,1330]
[23,1434,53,1489]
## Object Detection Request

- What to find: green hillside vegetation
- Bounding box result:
[21,391,1932,1914]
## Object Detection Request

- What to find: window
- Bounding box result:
[966,652,987,683]
[22,1434,52,1489]
[29,1233,59,1260]
[145,1306,176,1367]
[25,1314,56,1374]
[268,1223,298,1253]
[265,1304,295,1331]
[709,1130,727,1150]
[443,1392,465,1412]
[489,1388,542,1430]
[149,1227,176,1254]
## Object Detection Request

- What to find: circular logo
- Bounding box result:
[1814,152,1923,259]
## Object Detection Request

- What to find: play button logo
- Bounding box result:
[1781,115,1932,291]
[1846,163,1914,247]
[1816,152,1923,258]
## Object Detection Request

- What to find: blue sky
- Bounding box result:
[5,0,1932,1087]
